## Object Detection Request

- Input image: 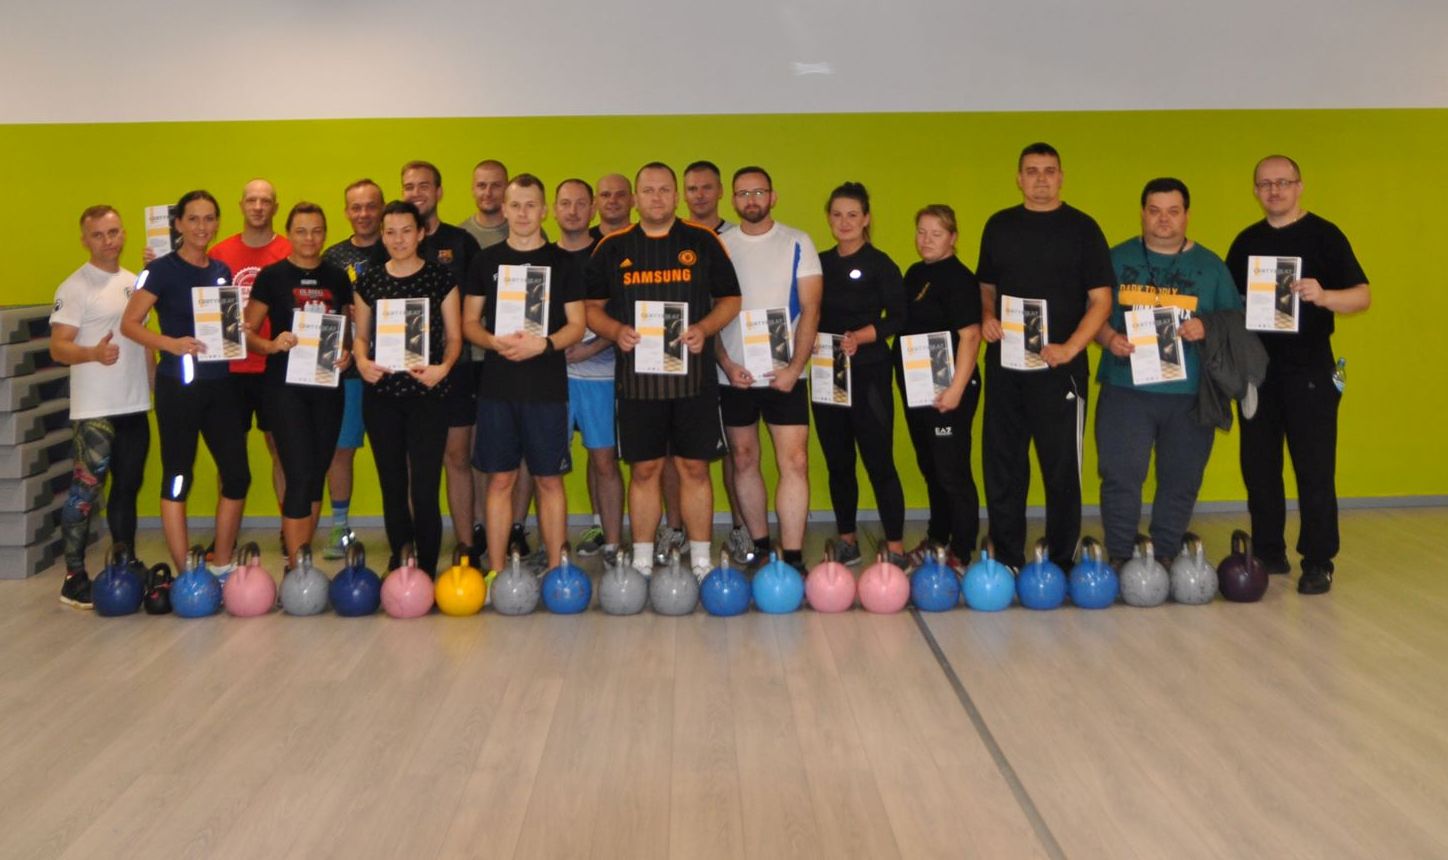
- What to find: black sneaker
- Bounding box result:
[508,523,531,557]
[472,523,487,556]
[834,540,862,566]
[1261,553,1291,575]
[60,571,94,609]
[1298,564,1333,595]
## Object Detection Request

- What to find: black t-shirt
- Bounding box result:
[354,260,457,399]
[464,242,585,402]
[1225,212,1368,372]
[321,238,387,284]
[895,255,983,382]
[976,203,1115,375]
[249,259,353,385]
[585,220,741,400]
[818,243,906,367]
[139,253,234,381]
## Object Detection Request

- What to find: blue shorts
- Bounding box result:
[336,377,365,449]
[567,378,616,449]
[473,398,572,476]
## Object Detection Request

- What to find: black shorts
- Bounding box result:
[445,361,478,428]
[718,381,809,428]
[472,398,572,476]
[235,372,272,433]
[617,390,726,463]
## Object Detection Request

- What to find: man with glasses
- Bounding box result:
[1225,155,1371,595]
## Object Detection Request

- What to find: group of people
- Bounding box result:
[50,143,1370,610]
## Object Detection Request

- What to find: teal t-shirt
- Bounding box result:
[1097,239,1241,395]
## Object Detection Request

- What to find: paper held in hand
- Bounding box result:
[375,298,429,372]
[144,205,175,260]
[286,310,346,388]
[191,285,246,362]
[741,307,792,387]
[810,333,851,407]
[1245,255,1301,333]
[1001,295,1048,370]
[901,331,955,408]
[495,265,550,337]
[635,301,688,376]
[1126,306,1186,386]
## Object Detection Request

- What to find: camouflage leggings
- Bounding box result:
[62,413,149,572]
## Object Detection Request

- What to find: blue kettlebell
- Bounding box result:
[910,545,960,612]
[94,543,144,617]
[1069,536,1119,609]
[172,545,222,618]
[1017,538,1067,610]
[962,538,1014,612]
[752,551,804,614]
[541,545,592,614]
[330,539,381,617]
[699,551,751,617]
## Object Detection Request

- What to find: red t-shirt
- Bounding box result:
[210,233,293,374]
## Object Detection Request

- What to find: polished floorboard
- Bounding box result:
[2,509,1446,859]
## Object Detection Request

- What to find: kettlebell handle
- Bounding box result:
[109,542,132,569]
[452,545,468,568]
[1031,537,1049,563]
[1134,535,1155,560]
[298,543,313,569]
[823,539,835,564]
[1231,529,1252,559]
[344,539,366,570]
[720,549,732,570]
[980,535,996,561]
[240,541,262,566]
[1077,536,1103,563]
[511,550,522,576]
[1181,531,1205,561]
[186,544,207,574]
[401,542,418,569]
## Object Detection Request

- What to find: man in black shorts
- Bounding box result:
[1225,155,1371,595]
[585,162,741,580]
[977,143,1115,573]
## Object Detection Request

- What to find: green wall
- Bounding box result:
[3,109,1440,518]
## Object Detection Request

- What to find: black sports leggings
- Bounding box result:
[154,374,251,502]
[61,412,149,572]
[267,384,343,519]
[363,389,447,575]
[811,360,906,541]
[900,368,981,559]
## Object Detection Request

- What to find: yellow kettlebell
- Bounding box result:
[435,548,486,616]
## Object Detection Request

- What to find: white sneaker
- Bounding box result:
[633,561,654,580]
[207,562,236,589]
[692,563,712,583]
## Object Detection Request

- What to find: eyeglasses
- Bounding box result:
[734,189,772,199]
[1254,178,1300,191]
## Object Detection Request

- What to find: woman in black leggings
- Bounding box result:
[352,201,461,575]
[896,204,983,570]
[246,202,353,569]
[812,182,907,566]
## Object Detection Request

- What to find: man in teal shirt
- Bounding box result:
[1094,178,1241,565]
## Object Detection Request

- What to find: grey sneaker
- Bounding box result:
[601,545,619,567]
[725,526,759,567]
[322,526,354,560]
[653,527,687,567]
[834,540,863,566]
[884,550,911,571]
[576,526,606,556]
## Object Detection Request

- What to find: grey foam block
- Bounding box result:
[0,399,70,446]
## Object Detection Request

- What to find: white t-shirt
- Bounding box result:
[717,222,822,386]
[50,263,151,420]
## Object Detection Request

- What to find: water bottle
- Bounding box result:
[1332,357,1346,394]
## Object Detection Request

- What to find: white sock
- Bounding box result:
[690,541,712,566]
[633,543,653,570]
[592,514,601,527]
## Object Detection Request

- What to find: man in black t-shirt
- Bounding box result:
[977,143,1115,572]
[585,162,741,580]
[1225,155,1371,595]
[463,175,585,574]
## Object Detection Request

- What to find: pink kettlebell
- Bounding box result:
[381,544,435,619]
[223,541,277,617]
[858,550,910,614]
[805,540,857,613]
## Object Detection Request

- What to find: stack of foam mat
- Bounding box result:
[0,305,73,579]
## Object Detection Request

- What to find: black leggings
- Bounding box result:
[811,360,905,541]
[901,369,981,559]
[267,384,344,519]
[154,375,250,502]
[363,389,448,575]
[61,412,150,572]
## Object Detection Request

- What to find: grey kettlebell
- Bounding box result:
[281,544,331,616]
[492,551,540,616]
[1170,532,1218,605]
[649,549,698,616]
[599,550,649,616]
[1120,536,1170,607]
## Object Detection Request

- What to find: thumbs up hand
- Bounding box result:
[94,331,121,366]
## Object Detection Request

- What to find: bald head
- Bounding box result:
[241,179,279,232]
[596,173,633,232]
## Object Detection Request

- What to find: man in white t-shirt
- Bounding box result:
[714,167,822,573]
[50,205,155,608]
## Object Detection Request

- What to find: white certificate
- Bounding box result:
[740,307,792,386]
[1001,295,1048,371]
[144,205,174,260]
[375,298,429,372]
[286,310,346,388]
[1126,307,1186,386]
[900,331,955,408]
[810,333,851,407]
[191,286,246,362]
[495,264,550,337]
[1245,255,1301,333]
[635,301,688,375]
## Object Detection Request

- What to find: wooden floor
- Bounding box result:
[3,509,1448,859]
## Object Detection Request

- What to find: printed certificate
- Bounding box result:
[900,331,955,408]
[1001,295,1048,370]
[1126,306,1186,386]
[1245,255,1301,333]
[376,298,429,372]
[191,285,245,362]
[740,307,792,386]
[635,301,688,375]
[495,265,550,337]
[286,310,346,388]
[810,333,851,407]
[144,205,176,260]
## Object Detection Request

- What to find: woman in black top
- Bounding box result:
[895,205,983,569]
[352,201,462,575]
[246,202,353,569]
[813,182,907,566]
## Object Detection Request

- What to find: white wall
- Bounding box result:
[3,0,1446,123]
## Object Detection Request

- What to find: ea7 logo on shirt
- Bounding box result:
[934,427,954,438]
[677,250,697,266]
